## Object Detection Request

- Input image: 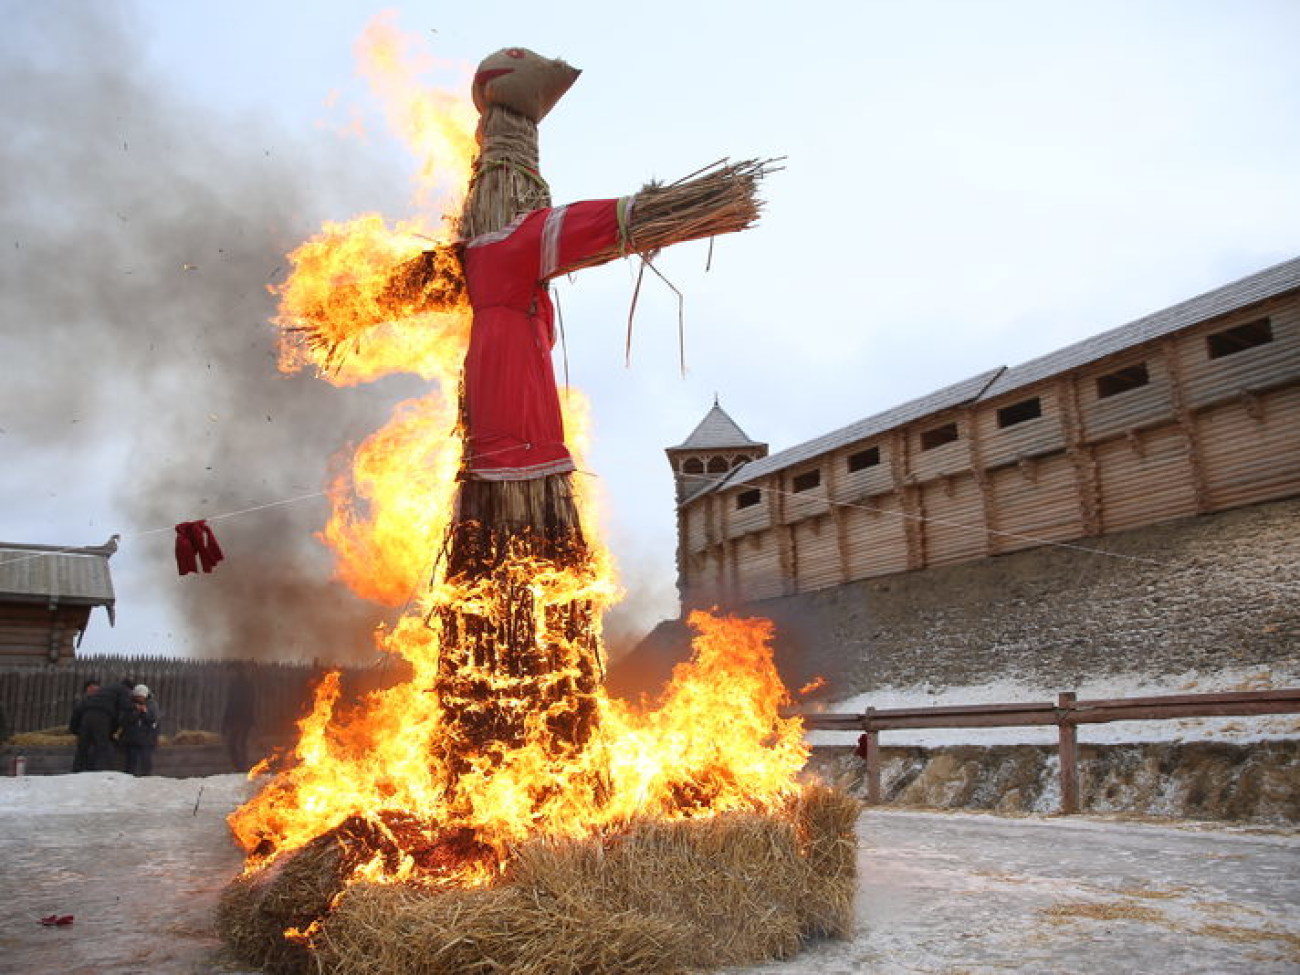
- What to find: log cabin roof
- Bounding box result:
[687,254,1300,502]
[982,255,1300,401]
[0,541,117,617]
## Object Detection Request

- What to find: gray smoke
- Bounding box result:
[1,2,423,662]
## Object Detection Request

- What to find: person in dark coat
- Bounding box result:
[221,663,256,773]
[73,680,131,771]
[120,684,160,776]
[68,679,101,772]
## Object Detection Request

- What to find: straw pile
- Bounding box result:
[5,727,74,748]
[217,825,354,975]
[217,784,859,975]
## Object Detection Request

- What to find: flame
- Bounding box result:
[355,11,478,211]
[229,610,806,885]
[321,392,460,605]
[274,216,469,386]
[233,15,806,892]
[799,676,828,696]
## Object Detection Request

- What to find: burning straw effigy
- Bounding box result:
[217,44,857,975]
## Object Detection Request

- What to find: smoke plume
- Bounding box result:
[0,2,420,663]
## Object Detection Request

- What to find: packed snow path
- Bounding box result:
[746,810,1300,974]
[1,774,1296,974]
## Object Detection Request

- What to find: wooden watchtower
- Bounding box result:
[665,398,768,504]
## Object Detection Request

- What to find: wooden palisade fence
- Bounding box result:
[800,687,1300,814]
[0,656,398,744]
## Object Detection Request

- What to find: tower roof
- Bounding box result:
[668,400,763,452]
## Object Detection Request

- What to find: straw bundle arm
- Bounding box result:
[555,157,780,277]
[281,243,466,372]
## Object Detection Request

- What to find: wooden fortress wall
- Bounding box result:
[677,291,1300,610]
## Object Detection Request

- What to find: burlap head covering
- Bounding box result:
[471,47,580,122]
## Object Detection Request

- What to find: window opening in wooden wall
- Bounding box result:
[920,422,959,450]
[847,446,881,471]
[792,469,821,492]
[683,458,704,474]
[1096,362,1150,399]
[707,456,729,474]
[736,488,761,510]
[1206,317,1273,359]
[996,397,1042,428]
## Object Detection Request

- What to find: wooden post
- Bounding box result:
[1057,691,1079,815]
[860,708,881,805]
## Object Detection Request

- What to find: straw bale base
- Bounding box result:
[217,785,859,975]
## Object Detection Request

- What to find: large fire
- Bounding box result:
[229,15,808,892]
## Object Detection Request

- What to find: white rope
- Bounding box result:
[0,439,546,569]
[7,455,1296,596]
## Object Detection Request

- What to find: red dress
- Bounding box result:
[459,199,625,480]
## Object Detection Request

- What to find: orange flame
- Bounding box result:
[234,15,806,890]
[229,610,806,883]
[321,392,460,605]
[799,676,828,696]
[355,11,477,211]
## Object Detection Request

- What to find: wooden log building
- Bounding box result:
[668,256,1300,610]
[0,538,118,667]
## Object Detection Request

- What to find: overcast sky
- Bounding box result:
[3,0,1298,663]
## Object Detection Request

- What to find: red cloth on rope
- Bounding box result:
[459,198,624,480]
[174,520,224,575]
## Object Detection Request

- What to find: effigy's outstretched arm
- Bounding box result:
[549,158,779,278]
[281,245,466,371]
[281,157,777,366]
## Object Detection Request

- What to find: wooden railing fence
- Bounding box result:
[800,688,1300,814]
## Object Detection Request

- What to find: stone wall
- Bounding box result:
[753,496,1300,696]
[613,497,1300,699]
[807,740,1300,825]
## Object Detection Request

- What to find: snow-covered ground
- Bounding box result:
[804,663,1300,749]
[2,773,1297,975]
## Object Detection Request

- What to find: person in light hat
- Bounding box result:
[120,684,160,776]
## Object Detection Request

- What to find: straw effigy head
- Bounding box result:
[472,47,580,122]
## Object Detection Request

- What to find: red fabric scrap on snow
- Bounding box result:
[175,520,224,575]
